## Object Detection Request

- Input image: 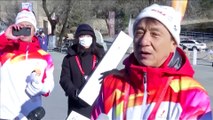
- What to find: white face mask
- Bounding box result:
[79,36,93,48]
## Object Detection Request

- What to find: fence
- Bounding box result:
[181,31,213,42]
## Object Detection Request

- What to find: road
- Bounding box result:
[42,50,213,120]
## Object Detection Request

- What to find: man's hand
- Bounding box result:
[99,69,121,83]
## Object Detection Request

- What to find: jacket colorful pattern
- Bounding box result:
[0,33,54,119]
[92,48,212,120]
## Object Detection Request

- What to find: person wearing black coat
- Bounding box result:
[59,24,105,118]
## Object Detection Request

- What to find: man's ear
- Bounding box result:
[171,39,177,52]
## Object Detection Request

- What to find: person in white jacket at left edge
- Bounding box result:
[0,9,54,120]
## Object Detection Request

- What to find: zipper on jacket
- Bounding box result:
[25,44,29,60]
[140,72,148,119]
[143,72,147,105]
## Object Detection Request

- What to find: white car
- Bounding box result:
[179,39,207,51]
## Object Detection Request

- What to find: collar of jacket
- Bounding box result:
[122,47,194,90]
[167,48,182,70]
[67,43,93,56]
[159,48,182,70]
[14,36,40,53]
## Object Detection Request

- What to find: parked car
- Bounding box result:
[179,39,207,51]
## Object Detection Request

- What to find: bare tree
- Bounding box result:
[149,0,158,5]
[41,0,95,46]
[42,0,60,35]
[185,0,213,20]
[92,0,150,35]
[58,0,75,46]
[40,0,213,41]
[0,1,20,27]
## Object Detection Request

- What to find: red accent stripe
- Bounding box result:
[123,82,130,120]
[148,77,173,119]
[42,91,50,97]
[75,55,96,75]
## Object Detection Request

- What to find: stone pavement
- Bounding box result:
[42,51,213,120]
[42,52,67,120]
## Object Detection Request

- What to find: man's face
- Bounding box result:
[17,21,35,42]
[133,18,177,67]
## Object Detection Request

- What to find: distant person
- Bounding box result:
[37,29,48,51]
[208,49,213,67]
[60,23,105,118]
[0,9,54,119]
[92,4,212,120]
[208,49,213,60]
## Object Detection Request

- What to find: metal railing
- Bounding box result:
[181,31,213,42]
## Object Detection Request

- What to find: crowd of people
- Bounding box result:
[0,3,212,120]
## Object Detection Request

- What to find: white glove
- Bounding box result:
[26,71,44,97]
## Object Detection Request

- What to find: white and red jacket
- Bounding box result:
[0,33,54,119]
[92,48,212,120]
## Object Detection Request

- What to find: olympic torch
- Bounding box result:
[171,0,188,21]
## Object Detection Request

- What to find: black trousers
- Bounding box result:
[67,97,92,118]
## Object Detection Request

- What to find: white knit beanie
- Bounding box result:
[133,4,181,45]
[15,9,37,29]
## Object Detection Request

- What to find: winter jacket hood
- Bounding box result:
[74,24,96,40]
[67,43,105,58]
[67,44,78,56]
